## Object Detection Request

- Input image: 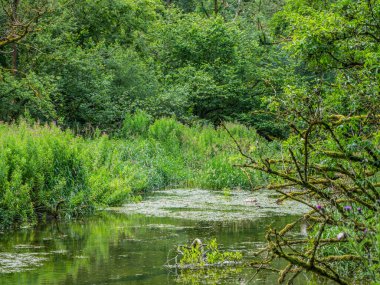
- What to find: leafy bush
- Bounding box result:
[121,110,152,138]
[148,117,185,149]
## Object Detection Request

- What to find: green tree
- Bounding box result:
[149,8,289,137]
[5,0,162,129]
[242,0,380,283]
[0,0,57,121]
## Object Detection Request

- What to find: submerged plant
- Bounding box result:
[174,238,242,269]
[169,238,243,285]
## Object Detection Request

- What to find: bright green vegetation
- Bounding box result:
[0,117,273,228]
[175,238,245,285]
[177,238,243,268]
[0,0,379,284]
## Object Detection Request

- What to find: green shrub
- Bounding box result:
[121,110,152,138]
[148,117,185,148]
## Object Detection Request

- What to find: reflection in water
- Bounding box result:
[0,189,318,285]
[300,219,308,236]
[0,212,309,285]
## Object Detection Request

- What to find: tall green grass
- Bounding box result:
[0,122,91,228]
[0,114,277,228]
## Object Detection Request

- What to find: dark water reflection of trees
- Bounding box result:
[0,211,315,285]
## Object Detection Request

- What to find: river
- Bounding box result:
[0,189,313,285]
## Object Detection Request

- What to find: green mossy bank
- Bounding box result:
[0,115,276,229]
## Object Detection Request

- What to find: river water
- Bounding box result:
[0,189,313,285]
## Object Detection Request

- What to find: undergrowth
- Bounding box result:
[0,113,276,228]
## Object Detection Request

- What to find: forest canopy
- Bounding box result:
[0,0,289,138]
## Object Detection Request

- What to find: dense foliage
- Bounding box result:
[0,117,271,228]
[239,0,380,284]
[0,0,379,283]
[0,0,286,137]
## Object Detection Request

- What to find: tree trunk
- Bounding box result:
[11,0,20,75]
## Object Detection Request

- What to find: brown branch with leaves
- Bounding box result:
[225,113,380,284]
[0,0,50,49]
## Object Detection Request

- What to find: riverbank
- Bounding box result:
[0,118,277,229]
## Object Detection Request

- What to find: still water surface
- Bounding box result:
[0,189,311,285]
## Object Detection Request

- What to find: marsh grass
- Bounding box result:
[0,114,276,228]
[0,122,91,228]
